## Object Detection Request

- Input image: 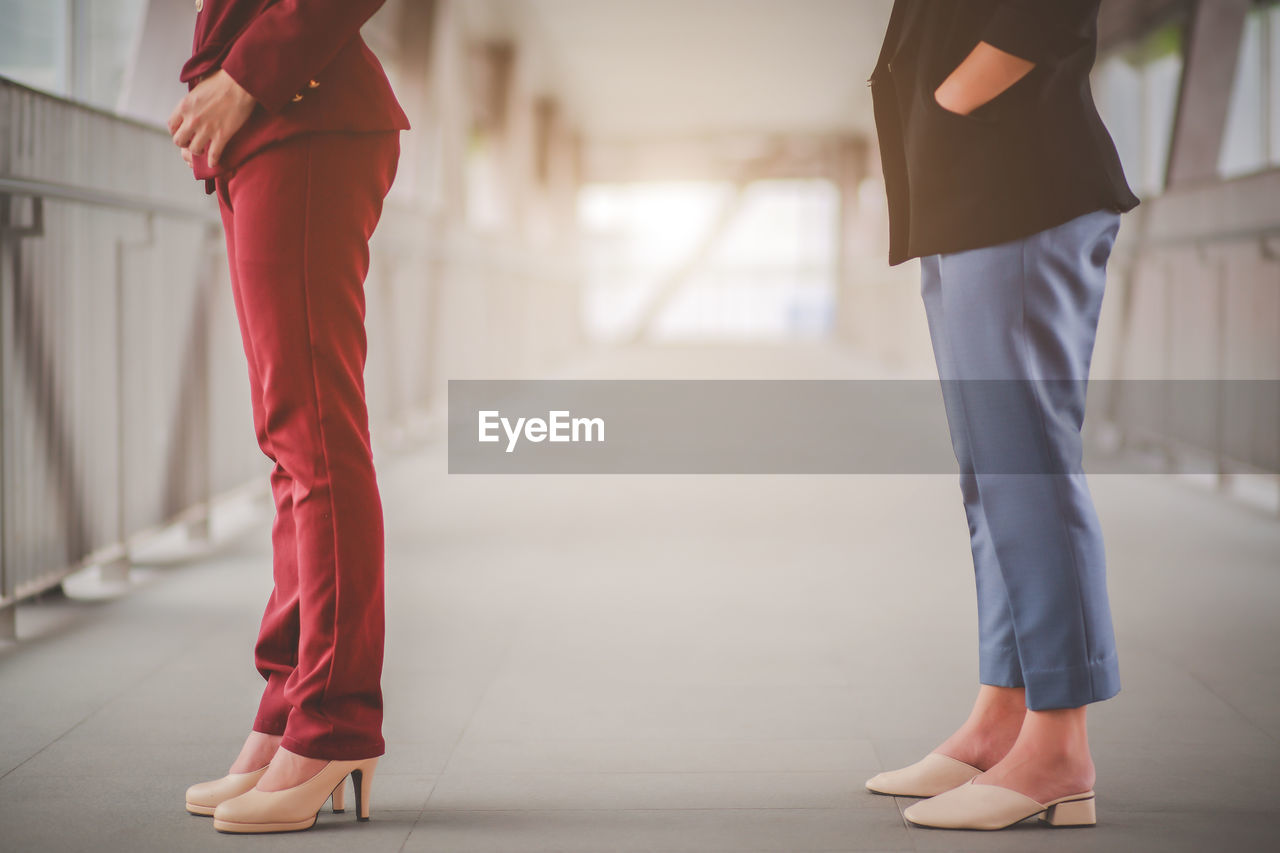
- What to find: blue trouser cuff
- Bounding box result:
[1021,652,1121,710]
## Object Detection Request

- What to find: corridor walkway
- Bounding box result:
[1,345,1277,852]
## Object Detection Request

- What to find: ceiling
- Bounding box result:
[474,0,893,141]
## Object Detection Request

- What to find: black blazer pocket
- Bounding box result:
[927,87,1001,126]
[909,88,1008,210]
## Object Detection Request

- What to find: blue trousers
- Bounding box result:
[920,208,1123,711]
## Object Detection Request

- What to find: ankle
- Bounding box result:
[978,703,1025,731]
[229,731,282,773]
[971,706,1025,747]
[969,688,1026,732]
[938,724,1018,770]
[1017,710,1091,757]
[1002,730,1096,782]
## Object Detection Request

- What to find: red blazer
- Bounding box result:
[180,0,410,186]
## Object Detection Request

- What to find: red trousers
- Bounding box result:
[215,130,399,760]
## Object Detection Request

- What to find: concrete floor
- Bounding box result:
[2,345,1279,853]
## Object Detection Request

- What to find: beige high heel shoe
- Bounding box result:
[185,766,269,816]
[213,756,377,833]
[865,752,982,797]
[903,777,1097,829]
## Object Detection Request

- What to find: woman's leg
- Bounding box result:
[980,704,1095,803]
[221,131,400,780]
[933,684,1026,770]
[217,180,294,774]
[935,209,1122,710]
[931,208,1123,801]
[919,255,1027,770]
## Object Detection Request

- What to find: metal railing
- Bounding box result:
[0,77,586,636]
[0,79,263,636]
[1099,169,1280,488]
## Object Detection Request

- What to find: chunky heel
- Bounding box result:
[1041,796,1096,827]
[330,778,345,813]
[351,759,377,821]
[903,780,1099,830]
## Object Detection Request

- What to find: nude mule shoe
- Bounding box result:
[185,766,269,816]
[903,777,1097,830]
[865,752,982,797]
[213,756,377,833]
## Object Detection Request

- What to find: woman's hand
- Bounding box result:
[167,70,257,168]
[934,41,1035,116]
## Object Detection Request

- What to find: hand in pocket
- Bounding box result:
[934,41,1035,116]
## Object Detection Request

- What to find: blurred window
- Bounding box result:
[579,179,839,343]
[0,0,146,112]
[1219,1,1280,178]
[1093,21,1185,197]
[1272,2,1280,165]
[466,130,509,230]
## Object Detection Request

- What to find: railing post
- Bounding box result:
[0,192,13,635]
[186,223,222,545]
[0,79,245,615]
[101,227,133,584]
[1214,248,1231,495]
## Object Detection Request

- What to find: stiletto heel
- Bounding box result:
[213,753,381,833]
[331,778,346,813]
[351,762,376,820]
[1041,795,1096,826]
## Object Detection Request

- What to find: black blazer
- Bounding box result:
[869,0,1140,266]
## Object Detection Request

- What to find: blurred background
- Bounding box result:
[0,2,1278,851]
[0,1,1275,558]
